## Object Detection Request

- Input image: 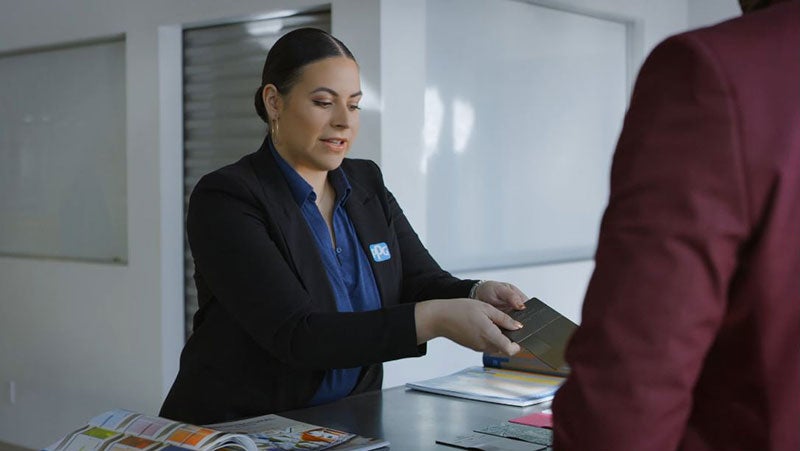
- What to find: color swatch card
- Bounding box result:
[503,297,577,370]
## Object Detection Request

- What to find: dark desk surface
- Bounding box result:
[281,385,551,450]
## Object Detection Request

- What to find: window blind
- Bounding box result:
[182,11,331,338]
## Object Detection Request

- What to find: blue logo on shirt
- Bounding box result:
[369,242,391,262]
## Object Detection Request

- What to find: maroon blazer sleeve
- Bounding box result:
[552,33,751,450]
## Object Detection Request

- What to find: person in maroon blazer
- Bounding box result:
[552,1,799,450]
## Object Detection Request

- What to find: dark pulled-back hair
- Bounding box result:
[254,28,356,123]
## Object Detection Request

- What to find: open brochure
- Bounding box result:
[406,365,563,407]
[45,409,388,451]
[209,414,389,451]
[406,347,568,407]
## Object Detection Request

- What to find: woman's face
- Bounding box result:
[270,56,362,176]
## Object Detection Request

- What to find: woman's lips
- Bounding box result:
[320,138,347,151]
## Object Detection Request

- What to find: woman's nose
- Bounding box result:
[331,104,351,129]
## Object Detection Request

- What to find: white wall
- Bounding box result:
[0,0,740,448]
[689,0,740,28]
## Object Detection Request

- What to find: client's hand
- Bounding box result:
[474,281,527,313]
[415,299,523,356]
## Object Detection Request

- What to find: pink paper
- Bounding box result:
[509,412,553,428]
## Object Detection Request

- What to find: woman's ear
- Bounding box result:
[263,84,282,119]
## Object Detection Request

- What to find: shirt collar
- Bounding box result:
[268,137,351,207]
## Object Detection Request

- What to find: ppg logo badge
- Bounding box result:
[369,242,391,262]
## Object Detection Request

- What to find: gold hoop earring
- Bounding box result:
[271,118,280,144]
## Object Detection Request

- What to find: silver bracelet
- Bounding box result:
[468,280,486,299]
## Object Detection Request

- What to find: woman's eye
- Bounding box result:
[348,105,361,111]
[313,100,333,108]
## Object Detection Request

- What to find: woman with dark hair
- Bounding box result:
[160,28,528,424]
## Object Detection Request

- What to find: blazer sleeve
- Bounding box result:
[552,34,750,450]
[187,168,424,371]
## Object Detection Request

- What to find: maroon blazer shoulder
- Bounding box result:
[553,3,800,450]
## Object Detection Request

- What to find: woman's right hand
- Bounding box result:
[414,299,523,356]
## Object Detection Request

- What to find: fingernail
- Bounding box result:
[515,322,523,329]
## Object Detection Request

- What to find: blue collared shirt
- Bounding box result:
[270,140,382,406]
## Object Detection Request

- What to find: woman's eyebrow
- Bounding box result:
[310,87,363,98]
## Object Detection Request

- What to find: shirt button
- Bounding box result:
[336,247,342,254]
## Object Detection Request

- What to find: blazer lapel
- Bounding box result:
[345,175,401,307]
[250,143,338,312]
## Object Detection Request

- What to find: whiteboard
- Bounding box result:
[423,0,629,271]
[0,39,127,263]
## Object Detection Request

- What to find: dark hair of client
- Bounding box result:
[254,28,356,123]
[739,0,777,12]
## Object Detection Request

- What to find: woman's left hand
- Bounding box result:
[474,281,528,313]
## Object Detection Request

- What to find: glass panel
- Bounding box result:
[424,0,628,270]
[0,39,127,263]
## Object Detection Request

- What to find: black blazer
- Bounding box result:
[160,139,474,424]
